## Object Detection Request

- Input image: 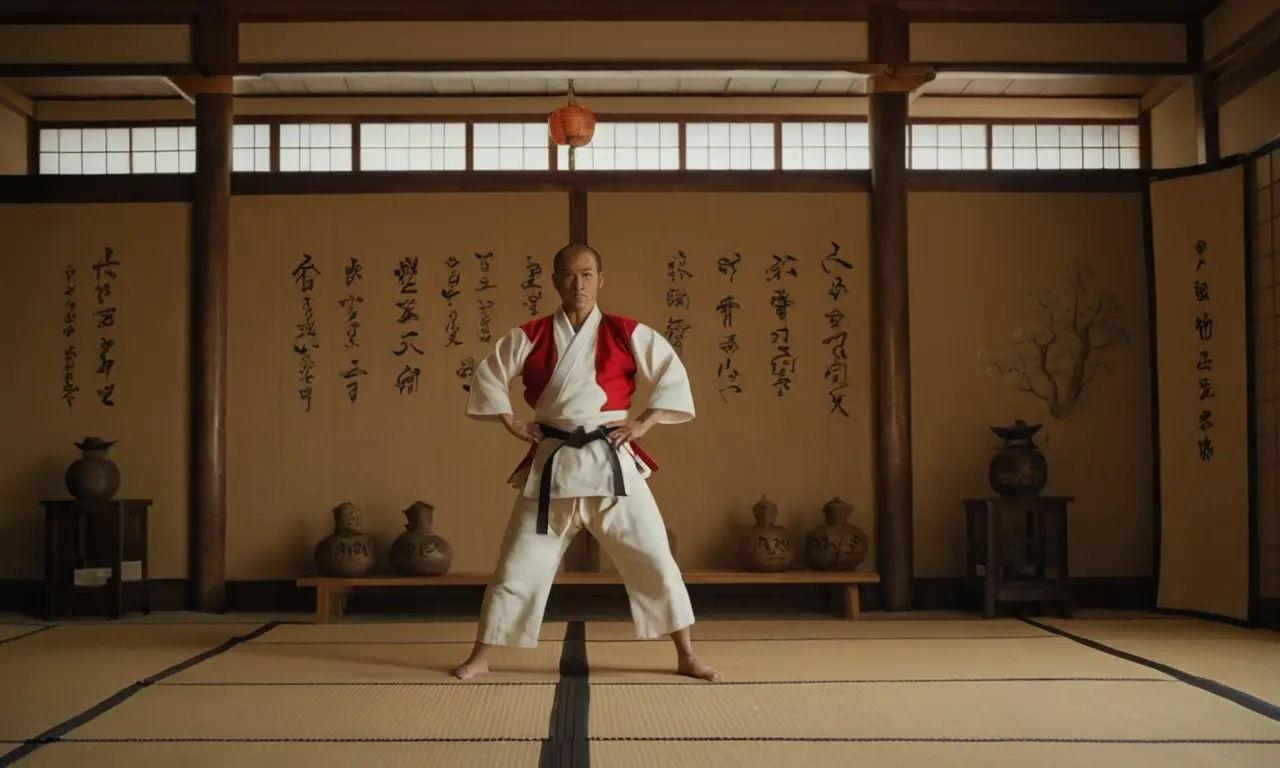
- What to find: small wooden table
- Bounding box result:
[964,495,1073,619]
[297,570,881,624]
[43,498,152,619]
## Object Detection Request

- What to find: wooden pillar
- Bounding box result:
[189,1,235,612]
[564,186,601,573]
[867,5,931,612]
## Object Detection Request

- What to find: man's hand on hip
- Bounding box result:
[500,414,542,444]
[605,418,650,446]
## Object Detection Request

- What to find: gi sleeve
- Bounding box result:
[631,323,696,424]
[465,326,532,420]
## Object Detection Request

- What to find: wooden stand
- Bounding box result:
[964,495,1073,619]
[43,498,152,619]
[296,570,881,624]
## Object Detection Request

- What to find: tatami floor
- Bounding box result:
[1,610,1279,767]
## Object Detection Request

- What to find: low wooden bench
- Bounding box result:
[296,570,881,624]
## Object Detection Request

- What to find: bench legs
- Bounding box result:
[313,584,349,624]
[839,585,861,620]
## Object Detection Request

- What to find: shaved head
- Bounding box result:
[553,243,602,275]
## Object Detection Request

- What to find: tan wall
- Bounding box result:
[0,107,26,174]
[0,204,190,579]
[910,22,1186,64]
[240,22,868,64]
[1254,149,1280,601]
[909,192,1153,578]
[1151,79,1201,169]
[0,192,1161,586]
[1205,0,1280,63]
[0,25,190,64]
[1220,68,1280,158]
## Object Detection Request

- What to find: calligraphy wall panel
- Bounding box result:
[228,193,568,579]
[910,193,1153,580]
[588,192,874,572]
[1150,166,1251,620]
[0,203,191,579]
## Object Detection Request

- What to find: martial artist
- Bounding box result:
[450,243,720,683]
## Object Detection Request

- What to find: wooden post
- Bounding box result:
[868,5,931,612]
[190,0,235,612]
[564,186,602,572]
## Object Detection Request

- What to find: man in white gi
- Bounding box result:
[450,243,720,683]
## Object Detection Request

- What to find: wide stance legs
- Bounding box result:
[451,487,720,682]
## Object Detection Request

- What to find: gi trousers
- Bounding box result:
[477,477,695,648]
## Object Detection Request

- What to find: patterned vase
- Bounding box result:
[988,419,1049,497]
[314,502,375,576]
[804,497,869,571]
[389,501,454,576]
[741,495,793,572]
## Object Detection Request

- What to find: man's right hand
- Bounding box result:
[501,415,542,444]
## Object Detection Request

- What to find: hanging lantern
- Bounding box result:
[548,80,595,170]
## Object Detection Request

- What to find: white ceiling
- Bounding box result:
[0,70,1161,100]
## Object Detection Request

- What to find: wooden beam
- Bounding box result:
[868,4,913,613]
[0,83,34,118]
[190,0,235,614]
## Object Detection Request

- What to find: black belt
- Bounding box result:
[533,424,628,535]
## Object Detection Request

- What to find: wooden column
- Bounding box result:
[189,1,235,612]
[564,186,600,573]
[868,5,930,612]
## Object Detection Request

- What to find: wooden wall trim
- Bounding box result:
[908,169,1149,192]
[0,170,1161,203]
[230,170,874,195]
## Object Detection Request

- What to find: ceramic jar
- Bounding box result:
[804,497,869,571]
[314,502,375,576]
[65,437,121,502]
[389,501,454,576]
[742,495,794,572]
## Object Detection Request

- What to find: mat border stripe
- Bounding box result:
[2,736,1277,745]
[152,676,1175,687]
[0,625,54,646]
[1020,618,1280,722]
[540,620,591,768]
[0,621,282,767]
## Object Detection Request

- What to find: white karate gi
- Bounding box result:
[465,304,697,647]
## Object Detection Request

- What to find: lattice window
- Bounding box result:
[907,124,988,170]
[279,123,353,172]
[991,124,1140,170]
[556,122,680,171]
[38,126,198,175]
[780,122,870,170]
[685,122,775,171]
[233,124,272,172]
[360,122,467,171]
[472,122,550,171]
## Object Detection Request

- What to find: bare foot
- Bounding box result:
[450,658,490,680]
[677,654,722,682]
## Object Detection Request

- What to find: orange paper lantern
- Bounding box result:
[548,104,596,147]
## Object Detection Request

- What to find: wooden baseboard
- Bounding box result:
[1255,596,1280,631]
[0,575,1157,620]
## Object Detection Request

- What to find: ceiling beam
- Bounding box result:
[0,0,1220,24]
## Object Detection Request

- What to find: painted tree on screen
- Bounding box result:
[979,260,1130,419]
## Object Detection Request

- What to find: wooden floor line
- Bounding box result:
[150,676,1176,688]
[0,625,55,647]
[5,736,1278,745]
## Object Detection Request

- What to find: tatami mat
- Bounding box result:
[1038,617,1280,705]
[586,636,1168,682]
[164,639,563,684]
[253,620,567,644]
[15,741,541,768]
[66,684,554,740]
[0,624,47,643]
[589,680,1280,740]
[585,617,1051,641]
[0,623,263,741]
[588,741,1280,768]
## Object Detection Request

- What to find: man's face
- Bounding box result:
[554,249,603,311]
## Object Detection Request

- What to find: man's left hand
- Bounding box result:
[605,418,649,447]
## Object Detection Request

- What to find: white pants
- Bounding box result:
[477,479,695,648]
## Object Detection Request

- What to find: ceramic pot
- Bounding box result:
[804,497,869,571]
[741,495,793,572]
[389,501,454,576]
[64,437,121,501]
[988,419,1048,497]
[314,502,375,576]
